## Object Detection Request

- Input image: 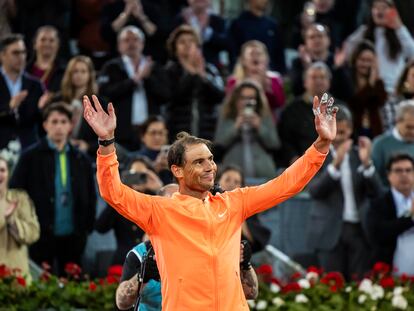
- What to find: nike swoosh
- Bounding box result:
[218,211,227,218]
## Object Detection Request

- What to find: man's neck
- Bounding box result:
[249,7,265,17]
[125,54,141,67]
[191,7,208,17]
[50,138,67,152]
[310,50,329,61]
[2,67,21,82]
[179,187,209,200]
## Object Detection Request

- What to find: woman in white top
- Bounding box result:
[345,0,414,94]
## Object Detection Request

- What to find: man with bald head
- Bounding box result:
[98,26,170,150]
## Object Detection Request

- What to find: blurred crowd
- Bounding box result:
[1,0,414,284]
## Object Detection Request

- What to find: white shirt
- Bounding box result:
[327,146,375,222]
[391,188,414,276]
[122,55,148,125]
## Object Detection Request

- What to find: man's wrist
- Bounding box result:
[98,137,115,146]
[313,137,331,154]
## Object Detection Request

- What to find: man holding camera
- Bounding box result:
[83,92,336,310]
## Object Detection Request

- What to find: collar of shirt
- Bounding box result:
[122,55,146,79]
[392,127,405,142]
[47,137,70,153]
[0,66,23,97]
[391,187,414,217]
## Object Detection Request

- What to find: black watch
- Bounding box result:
[98,137,115,146]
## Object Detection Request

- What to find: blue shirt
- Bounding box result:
[0,67,23,97]
[47,138,74,236]
[129,243,162,311]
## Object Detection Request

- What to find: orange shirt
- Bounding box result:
[97,145,326,310]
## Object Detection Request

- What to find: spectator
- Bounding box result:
[101,0,167,62]
[173,0,227,67]
[290,23,353,101]
[165,25,224,141]
[307,105,382,280]
[382,60,414,131]
[9,103,96,275]
[0,0,16,39]
[367,153,414,276]
[347,40,387,138]
[26,26,66,93]
[291,0,343,49]
[99,26,170,150]
[372,100,414,185]
[42,55,100,157]
[0,155,40,284]
[344,0,414,94]
[217,165,271,253]
[0,34,44,150]
[228,0,286,73]
[95,155,162,265]
[226,40,285,121]
[130,115,172,184]
[215,80,280,180]
[280,62,345,166]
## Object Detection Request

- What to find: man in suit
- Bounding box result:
[10,103,96,276]
[367,153,414,276]
[0,34,44,150]
[98,26,170,150]
[307,105,383,280]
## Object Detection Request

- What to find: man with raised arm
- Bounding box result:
[83,93,337,311]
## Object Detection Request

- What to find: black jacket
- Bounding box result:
[367,191,414,266]
[9,137,96,236]
[0,72,44,149]
[165,61,224,141]
[98,57,171,149]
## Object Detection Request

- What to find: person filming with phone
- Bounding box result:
[94,156,163,265]
[215,80,280,181]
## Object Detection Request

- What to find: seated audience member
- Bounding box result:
[347,40,387,138]
[226,40,285,122]
[372,100,414,185]
[383,60,414,131]
[217,165,271,253]
[344,0,414,94]
[0,34,44,150]
[215,80,280,180]
[367,153,414,276]
[280,62,345,166]
[290,23,353,102]
[115,185,258,310]
[95,156,163,265]
[9,103,96,276]
[26,25,65,93]
[228,0,286,73]
[307,105,382,281]
[173,0,227,67]
[99,26,170,150]
[165,25,224,141]
[0,156,40,283]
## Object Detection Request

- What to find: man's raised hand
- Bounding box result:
[313,93,338,142]
[83,95,116,140]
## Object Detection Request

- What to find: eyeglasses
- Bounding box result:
[390,168,414,174]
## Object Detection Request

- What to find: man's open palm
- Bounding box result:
[313,94,337,142]
[83,95,116,139]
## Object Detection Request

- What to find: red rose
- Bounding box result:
[0,265,11,278]
[89,281,97,291]
[64,262,82,277]
[379,276,395,288]
[108,265,123,277]
[16,276,26,287]
[282,282,301,293]
[106,275,118,284]
[256,264,273,275]
[321,272,345,290]
[307,266,323,275]
[373,262,390,275]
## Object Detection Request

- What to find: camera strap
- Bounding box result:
[133,242,154,311]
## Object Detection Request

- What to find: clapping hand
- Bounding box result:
[358,136,372,167]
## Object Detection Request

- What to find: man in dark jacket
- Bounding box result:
[367,153,414,276]
[0,34,44,150]
[10,103,96,275]
[98,26,170,150]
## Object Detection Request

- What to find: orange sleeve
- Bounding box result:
[96,150,157,234]
[239,145,327,219]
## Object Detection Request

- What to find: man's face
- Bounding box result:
[396,113,414,142]
[388,159,414,195]
[188,0,210,11]
[305,26,330,55]
[177,144,217,192]
[333,120,352,147]
[304,67,331,97]
[43,111,72,144]
[118,30,144,59]
[0,40,27,74]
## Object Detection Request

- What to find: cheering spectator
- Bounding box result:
[345,0,414,94]
[165,25,224,141]
[0,155,40,283]
[215,80,280,180]
[226,40,285,121]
